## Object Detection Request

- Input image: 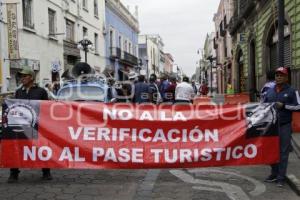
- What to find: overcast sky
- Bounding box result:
[121,0,220,77]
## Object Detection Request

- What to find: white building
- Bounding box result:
[199,32,217,93]
[138,34,164,78]
[0,0,106,92]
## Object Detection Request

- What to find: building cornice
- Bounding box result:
[106,0,139,33]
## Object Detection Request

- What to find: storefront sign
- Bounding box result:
[51,60,61,72]
[6,3,19,60]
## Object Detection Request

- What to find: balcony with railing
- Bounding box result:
[110,47,121,59]
[239,0,256,18]
[121,51,138,66]
[228,0,256,35]
[228,11,242,35]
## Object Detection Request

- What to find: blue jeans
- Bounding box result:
[271,123,292,181]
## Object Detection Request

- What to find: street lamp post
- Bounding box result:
[77,36,93,63]
[277,0,285,67]
[144,56,149,79]
[174,64,180,81]
[207,56,216,97]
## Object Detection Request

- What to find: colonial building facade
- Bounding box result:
[213,0,234,94]
[229,0,300,101]
[200,32,217,93]
[139,34,164,78]
[164,53,174,74]
[0,0,106,92]
[105,0,139,81]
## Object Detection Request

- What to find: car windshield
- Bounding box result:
[57,85,106,102]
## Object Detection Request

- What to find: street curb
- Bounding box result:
[286,174,300,196]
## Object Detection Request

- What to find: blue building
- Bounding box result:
[105,0,140,81]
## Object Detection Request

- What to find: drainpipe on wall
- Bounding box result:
[277,0,285,68]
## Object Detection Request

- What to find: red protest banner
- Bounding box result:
[0,100,279,169]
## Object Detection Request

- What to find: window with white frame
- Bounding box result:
[94,0,98,17]
[66,19,75,41]
[22,0,34,29]
[109,28,116,47]
[119,35,122,50]
[82,0,88,10]
[129,42,132,54]
[109,30,113,47]
[83,27,88,38]
[94,33,99,54]
[124,40,128,52]
[48,8,56,36]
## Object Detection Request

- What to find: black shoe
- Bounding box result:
[264,175,277,183]
[277,180,284,187]
[7,173,19,183]
[42,172,53,180]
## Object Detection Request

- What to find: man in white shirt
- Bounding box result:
[175,77,195,104]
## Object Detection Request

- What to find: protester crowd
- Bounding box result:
[5,64,300,189]
[109,73,203,105]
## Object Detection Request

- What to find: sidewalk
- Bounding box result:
[288,133,300,195]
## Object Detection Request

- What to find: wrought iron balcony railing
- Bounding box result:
[121,51,138,66]
[228,0,256,35]
[110,47,121,59]
[239,0,256,18]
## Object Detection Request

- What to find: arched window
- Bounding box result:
[249,39,257,101]
[237,50,246,93]
[267,22,291,71]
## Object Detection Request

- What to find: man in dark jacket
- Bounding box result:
[148,74,161,104]
[264,67,300,187]
[133,75,150,104]
[8,66,52,183]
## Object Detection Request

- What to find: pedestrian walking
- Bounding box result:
[165,76,177,103]
[115,83,133,103]
[44,83,56,100]
[52,81,61,95]
[191,80,198,95]
[7,66,53,183]
[199,81,209,96]
[260,70,276,102]
[226,82,234,95]
[133,75,150,104]
[263,67,300,187]
[175,77,195,104]
[148,74,162,104]
[159,74,170,102]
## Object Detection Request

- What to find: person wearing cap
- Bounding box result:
[263,67,300,187]
[8,66,52,183]
[175,76,195,104]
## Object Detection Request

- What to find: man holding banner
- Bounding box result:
[263,67,300,187]
[7,66,52,183]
